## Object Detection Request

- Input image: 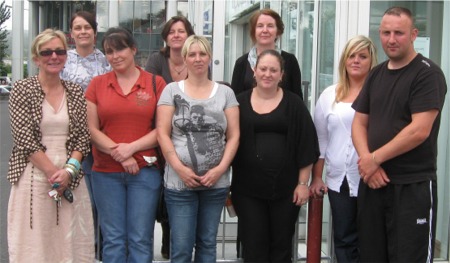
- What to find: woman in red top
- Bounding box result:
[85,27,166,263]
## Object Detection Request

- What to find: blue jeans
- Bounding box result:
[92,167,161,263]
[82,153,102,258]
[165,187,229,263]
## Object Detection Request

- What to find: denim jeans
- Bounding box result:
[82,153,102,259]
[165,187,229,263]
[92,167,161,263]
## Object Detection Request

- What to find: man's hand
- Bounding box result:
[358,152,380,181]
[365,167,390,189]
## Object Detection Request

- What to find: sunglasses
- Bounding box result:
[39,49,67,57]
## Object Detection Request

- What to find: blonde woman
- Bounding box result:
[157,35,239,263]
[8,28,93,262]
[310,35,377,263]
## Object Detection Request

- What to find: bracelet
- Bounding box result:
[372,152,380,165]
[298,181,308,186]
[65,166,76,182]
[64,164,79,181]
[64,163,78,173]
[67,158,81,171]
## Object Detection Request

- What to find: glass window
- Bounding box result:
[315,1,336,103]
[177,1,189,17]
[116,1,165,67]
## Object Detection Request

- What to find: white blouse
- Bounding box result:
[314,84,360,197]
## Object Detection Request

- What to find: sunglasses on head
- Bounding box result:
[39,49,67,57]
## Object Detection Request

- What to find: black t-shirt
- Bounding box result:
[253,99,288,174]
[352,54,447,183]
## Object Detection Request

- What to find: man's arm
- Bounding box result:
[351,112,377,176]
[352,111,390,188]
[355,110,439,181]
[371,109,439,164]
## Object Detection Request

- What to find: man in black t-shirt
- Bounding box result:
[352,6,447,263]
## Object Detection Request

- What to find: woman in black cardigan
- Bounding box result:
[231,50,319,263]
[230,8,303,100]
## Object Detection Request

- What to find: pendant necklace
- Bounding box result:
[171,60,186,75]
[173,65,186,75]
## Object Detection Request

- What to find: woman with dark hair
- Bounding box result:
[85,27,166,262]
[60,11,111,259]
[231,49,319,263]
[145,15,195,83]
[144,15,194,259]
[61,11,111,91]
[231,8,303,100]
[8,28,93,262]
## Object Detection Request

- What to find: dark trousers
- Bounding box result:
[232,193,300,263]
[328,177,359,263]
[358,180,437,263]
[160,220,170,256]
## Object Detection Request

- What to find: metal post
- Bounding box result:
[306,194,323,263]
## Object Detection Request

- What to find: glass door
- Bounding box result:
[279,0,335,261]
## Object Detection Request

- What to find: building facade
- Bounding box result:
[3,1,450,262]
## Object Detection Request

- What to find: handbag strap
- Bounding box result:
[151,73,157,129]
[151,74,165,175]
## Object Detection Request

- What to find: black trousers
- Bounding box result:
[232,193,300,263]
[328,177,359,263]
[357,180,437,263]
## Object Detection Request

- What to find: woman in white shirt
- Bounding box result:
[310,35,377,263]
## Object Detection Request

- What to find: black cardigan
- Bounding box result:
[230,51,303,100]
[231,89,319,199]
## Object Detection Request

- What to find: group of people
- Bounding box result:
[6,6,446,263]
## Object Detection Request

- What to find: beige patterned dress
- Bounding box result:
[8,92,94,263]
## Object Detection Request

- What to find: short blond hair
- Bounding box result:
[31,28,68,60]
[181,35,212,59]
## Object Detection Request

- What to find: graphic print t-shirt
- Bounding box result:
[157,81,239,190]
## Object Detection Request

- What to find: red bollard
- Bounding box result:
[306,194,324,263]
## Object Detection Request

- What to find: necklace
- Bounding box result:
[173,64,186,75]
[170,59,186,75]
